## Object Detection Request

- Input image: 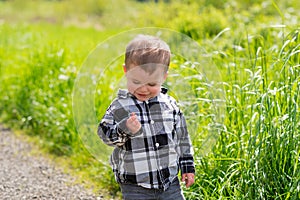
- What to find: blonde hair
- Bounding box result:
[125,35,171,74]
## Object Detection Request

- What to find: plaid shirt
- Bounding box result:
[98,88,195,190]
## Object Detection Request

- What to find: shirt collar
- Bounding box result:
[117,88,168,99]
[117,89,132,99]
[161,87,168,94]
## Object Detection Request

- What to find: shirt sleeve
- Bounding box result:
[176,110,195,174]
[97,101,142,147]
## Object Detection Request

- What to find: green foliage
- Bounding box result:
[0,0,299,199]
[173,5,229,40]
[189,28,300,199]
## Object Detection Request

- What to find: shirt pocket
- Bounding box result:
[153,110,175,135]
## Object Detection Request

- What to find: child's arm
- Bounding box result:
[175,110,196,186]
[98,103,142,147]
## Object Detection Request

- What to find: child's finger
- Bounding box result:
[127,113,140,125]
[128,113,135,120]
[131,113,140,122]
[181,174,187,182]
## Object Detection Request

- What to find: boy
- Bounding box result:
[98,35,195,200]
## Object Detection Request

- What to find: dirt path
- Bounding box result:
[0,124,103,200]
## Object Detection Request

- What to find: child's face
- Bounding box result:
[125,65,167,101]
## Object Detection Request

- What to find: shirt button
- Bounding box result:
[150,120,155,124]
[155,143,159,147]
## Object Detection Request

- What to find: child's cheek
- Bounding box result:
[127,82,140,93]
[152,86,161,95]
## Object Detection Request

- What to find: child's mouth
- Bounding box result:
[136,93,149,99]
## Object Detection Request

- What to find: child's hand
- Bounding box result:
[126,112,141,134]
[181,173,195,188]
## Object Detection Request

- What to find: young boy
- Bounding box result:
[98,35,195,200]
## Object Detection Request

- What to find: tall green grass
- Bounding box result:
[0,0,299,199]
[185,28,300,199]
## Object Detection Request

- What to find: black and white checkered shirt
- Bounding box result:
[98,88,195,190]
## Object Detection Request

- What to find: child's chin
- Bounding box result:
[137,97,148,101]
[136,95,150,101]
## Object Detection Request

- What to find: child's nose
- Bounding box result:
[138,84,148,92]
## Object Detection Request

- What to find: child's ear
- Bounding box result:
[164,71,168,80]
[123,64,127,73]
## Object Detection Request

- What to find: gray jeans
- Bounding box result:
[120,177,185,200]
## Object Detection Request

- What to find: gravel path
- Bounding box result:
[0,124,104,200]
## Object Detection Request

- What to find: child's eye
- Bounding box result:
[133,80,141,84]
[148,83,157,87]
